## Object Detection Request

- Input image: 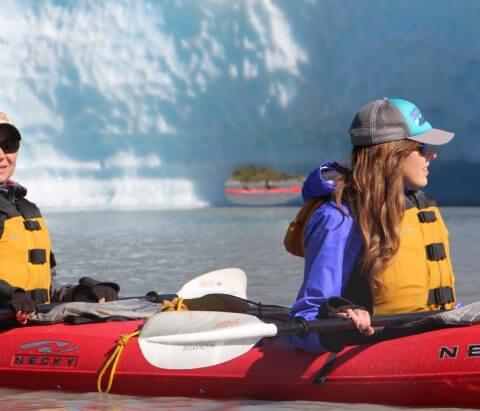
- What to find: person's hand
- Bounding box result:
[71,277,119,303]
[336,308,374,336]
[91,284,118,303]
[9,292,37,324]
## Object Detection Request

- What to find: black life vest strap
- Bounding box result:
[25,288,49,304]
[23,220,41,231]
[426,243,446,261]
[428,286,455,306]
[418,211,437,223]
[28,249,47,265]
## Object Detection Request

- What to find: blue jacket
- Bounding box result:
[290,162,363,353]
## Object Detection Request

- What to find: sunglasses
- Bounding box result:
[0,139,20,154]
[418,143,431,157]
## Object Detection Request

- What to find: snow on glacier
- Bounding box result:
[0,0,478,208]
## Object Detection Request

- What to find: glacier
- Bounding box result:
[0,0,479,209]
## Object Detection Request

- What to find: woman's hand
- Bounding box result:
[15,310,36,324]
[71,277,119,303]
[9,292,37,325]
[336,308,374,335]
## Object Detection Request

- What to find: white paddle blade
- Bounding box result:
[138,311,277,370]
[177,268,247,299]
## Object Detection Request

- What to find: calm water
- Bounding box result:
[1,207,479,410]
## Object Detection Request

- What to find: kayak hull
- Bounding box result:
[225,185,302,206]
[1,320,480,408]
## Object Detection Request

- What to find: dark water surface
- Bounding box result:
[1,207,478,410]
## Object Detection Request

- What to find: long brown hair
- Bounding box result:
[334,139,420,287]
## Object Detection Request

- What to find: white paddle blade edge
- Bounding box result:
[177,268,247,299]
[138,311,277,370]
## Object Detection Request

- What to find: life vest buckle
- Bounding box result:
[28,249,47,265]
[23,220,41,231]
[26,288,49,304]
[418,211,437,223]
[426,243,446,261]
[428,286,455,306]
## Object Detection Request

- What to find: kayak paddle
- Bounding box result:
[170,267,247,299]
[120,267,248,301]
[138,310,441,369]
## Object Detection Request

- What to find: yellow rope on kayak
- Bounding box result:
[97,297,186,393]
[97,330,140,394]
[160,297,187,312]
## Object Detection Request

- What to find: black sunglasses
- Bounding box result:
[0,139,20,154]
[418,143,431,157]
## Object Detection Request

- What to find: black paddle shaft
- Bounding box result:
[276,310,443,337]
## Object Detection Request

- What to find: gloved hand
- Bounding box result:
[72,277,120,303]
[9,291,37,324]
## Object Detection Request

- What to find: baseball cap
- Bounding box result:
[0,112,22,141]
[349,98,454,146]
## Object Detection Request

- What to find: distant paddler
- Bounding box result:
[225,165,303,206]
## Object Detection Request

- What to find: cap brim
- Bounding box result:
[0,122,21,140]
[408,128,454,145]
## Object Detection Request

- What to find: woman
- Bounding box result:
[289,98,456,352]
[0,112,119,324]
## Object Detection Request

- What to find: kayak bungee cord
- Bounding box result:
[161,297,187,312]
[97,297,187,393]
[97,329,141,393]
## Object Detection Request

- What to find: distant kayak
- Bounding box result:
[225,180,302,206]
[225,165,304,206]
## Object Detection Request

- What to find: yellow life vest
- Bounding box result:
[285,191,456,314]
[372,193,456,314]
[0,193,52,303]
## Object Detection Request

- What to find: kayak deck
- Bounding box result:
[1,320,480,408]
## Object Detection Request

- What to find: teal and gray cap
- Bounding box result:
[349,98,454,146]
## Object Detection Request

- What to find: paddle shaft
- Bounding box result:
[278,310,444,337]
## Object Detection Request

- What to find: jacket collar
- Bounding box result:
[0,181,27,203]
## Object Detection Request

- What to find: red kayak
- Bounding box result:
[225,186,301,196]
[225,184,301,206]
[1,318,480,408]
